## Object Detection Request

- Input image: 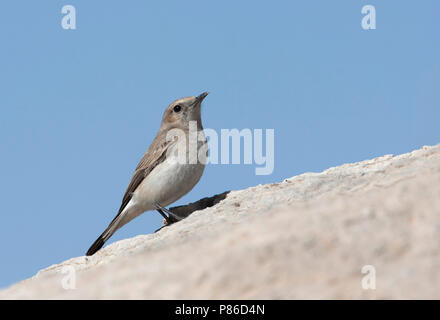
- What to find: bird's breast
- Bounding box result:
[134,156,205,209]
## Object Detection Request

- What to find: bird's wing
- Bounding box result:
[85,134,178,256]
[113,136,175,221]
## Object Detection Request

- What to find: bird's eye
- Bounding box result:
[173,105,182,113]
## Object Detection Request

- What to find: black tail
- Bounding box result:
[86,235,106,256]
[86,218,121,256]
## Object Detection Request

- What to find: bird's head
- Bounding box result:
[161,91,209,130]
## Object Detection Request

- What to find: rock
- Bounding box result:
[1,143,440,299]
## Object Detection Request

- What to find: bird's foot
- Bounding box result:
[154,202,182,224]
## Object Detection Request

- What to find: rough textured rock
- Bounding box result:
[1,143,440,299]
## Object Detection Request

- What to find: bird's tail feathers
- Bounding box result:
[86,218,121,256]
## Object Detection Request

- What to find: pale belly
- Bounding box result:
[133,159,205,209]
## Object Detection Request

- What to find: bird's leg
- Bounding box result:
[155,207,173,225]
[154,202,183,223]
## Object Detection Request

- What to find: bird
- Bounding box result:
[86,92,209,256]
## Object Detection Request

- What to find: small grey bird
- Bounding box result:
[86,92,209,256]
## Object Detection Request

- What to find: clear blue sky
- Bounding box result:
[0,0,439,288]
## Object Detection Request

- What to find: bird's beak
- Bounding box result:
[195,91,209,104]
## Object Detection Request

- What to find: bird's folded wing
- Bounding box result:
[111,138,175,223]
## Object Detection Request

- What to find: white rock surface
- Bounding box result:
[1,143,440,299]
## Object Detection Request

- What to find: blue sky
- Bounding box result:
[0,0,439,288]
